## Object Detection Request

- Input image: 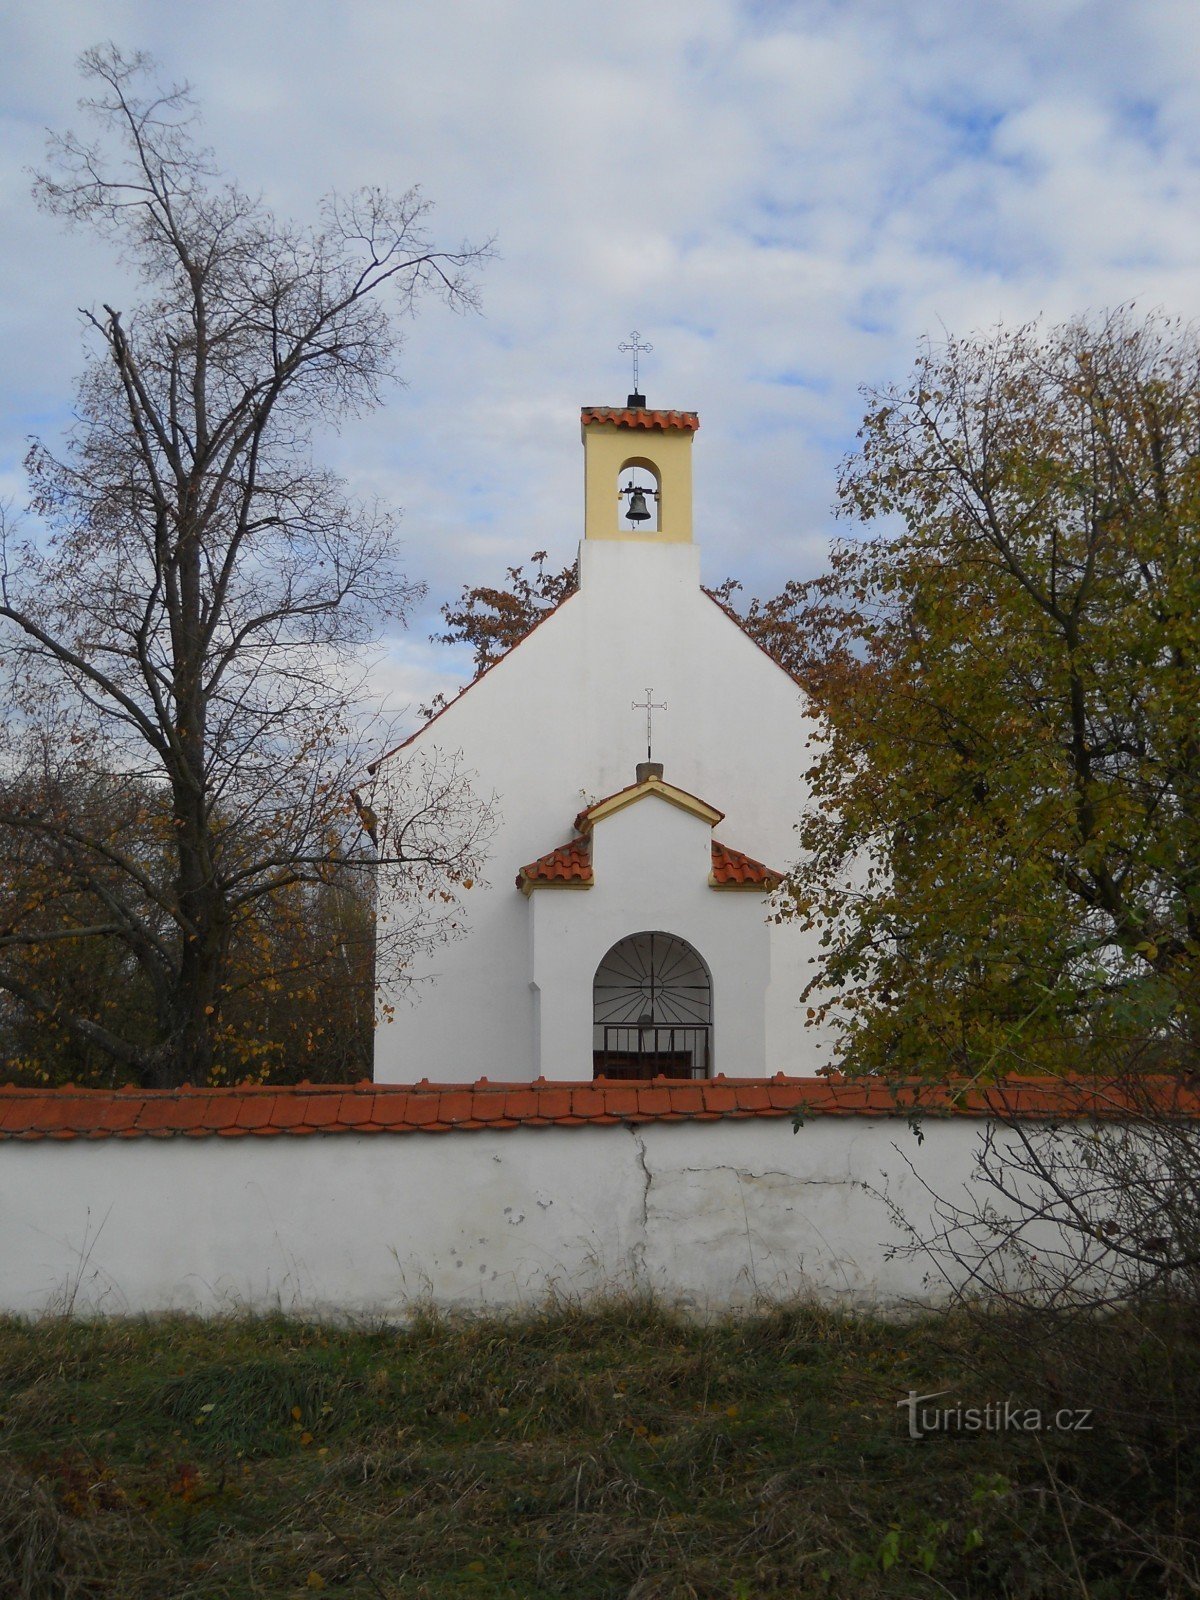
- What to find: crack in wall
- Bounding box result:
[628,1126,652,1284]
[667,1164,860,1186]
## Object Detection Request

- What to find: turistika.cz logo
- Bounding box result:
[897,1390,1094,1440]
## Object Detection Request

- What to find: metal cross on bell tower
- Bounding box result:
[619,330,652,407]
[632,687,667,763]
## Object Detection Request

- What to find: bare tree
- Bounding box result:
[0,45,494,1087]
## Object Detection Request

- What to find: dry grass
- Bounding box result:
[0,1460,104,1599]
[0,1298,1196,1597]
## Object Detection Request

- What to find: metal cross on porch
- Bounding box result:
[619,330,653,394]
[632,687,667,762]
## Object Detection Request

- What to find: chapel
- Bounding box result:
[371,390,834,1083]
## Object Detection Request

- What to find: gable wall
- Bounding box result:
[373,539,833,1082]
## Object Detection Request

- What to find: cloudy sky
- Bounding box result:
[4,1,1200,734]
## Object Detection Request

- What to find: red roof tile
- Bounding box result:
[264,1095,309,1130]
[365,1092,411,1126]
[166,1096,219,1132]
[0,1076,1194,1142]
[702,1083,739,1113]
[638,1086,672,1115]
[581,407,699,432]
[734,1084,771,1112]
[438,1091,475,1126]
[518,827,779,894]
[538,1088,573,1120]
[516,838,593,892]
[710,840,782,888]
[569,1086,607,1118]
[302,1098,342,1131]
[400,1095,439,1127]
[138,1099,187,1134]
[503,1089,537,1121]
[234,1096,278,1130]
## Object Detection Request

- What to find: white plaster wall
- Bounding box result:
[531,798,769,1079]
[0,1115,1044,1318]
[375,536,830,1082]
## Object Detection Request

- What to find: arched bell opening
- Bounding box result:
[616,457,661,533]
[592,931,712,1080]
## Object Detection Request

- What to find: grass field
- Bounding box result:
[1,1298,1196,1598]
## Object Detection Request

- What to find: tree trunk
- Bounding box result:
[152,528,228,1089]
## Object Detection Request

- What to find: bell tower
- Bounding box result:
[581,400,699,544]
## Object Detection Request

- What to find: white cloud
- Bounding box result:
[3,0,1200,748]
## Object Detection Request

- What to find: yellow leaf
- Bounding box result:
[300,1431,314,1446]
[291,1405,303,1421]
[305,1573,326,1591]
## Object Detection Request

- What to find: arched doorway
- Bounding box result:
[593,931,712,1080]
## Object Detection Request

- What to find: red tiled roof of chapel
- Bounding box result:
[517,827,780,893]
[710,840,782,888]
[1,1076,1194,1142]
[581,406,699,432]
[516,838,593,890]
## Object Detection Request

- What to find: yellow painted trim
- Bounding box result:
[707,875,780,891]
[581,777,724,832]
[518,877,593,897]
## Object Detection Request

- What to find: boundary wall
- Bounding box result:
[0,1076,1187,1318]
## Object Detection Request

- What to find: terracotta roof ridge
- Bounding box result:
[2,1074,1194,1141]
[581,406,699,433]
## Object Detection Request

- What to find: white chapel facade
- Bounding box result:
[372,397,834,1083]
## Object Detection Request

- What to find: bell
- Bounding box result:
[625,487,651,523]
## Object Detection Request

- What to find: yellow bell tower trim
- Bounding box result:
[581,405,698,543]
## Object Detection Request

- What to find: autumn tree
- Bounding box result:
[787,309,1200,1078]
[0,751,377,1086]
[0,46,493,1088]
[421,550,579,715]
